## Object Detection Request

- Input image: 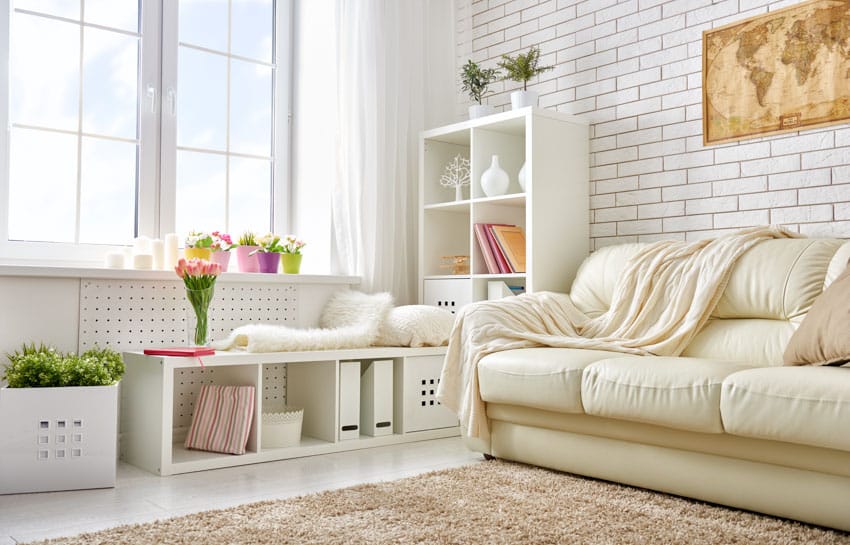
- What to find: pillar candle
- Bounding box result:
[133,236,151,255]
[104,253,125,269]
[133,253,153,270]
[151,239,165,269]
[164,233,180,269]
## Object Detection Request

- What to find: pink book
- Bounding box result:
[143,347,215,357]
[474,224,499,274]
[485,224,513,274]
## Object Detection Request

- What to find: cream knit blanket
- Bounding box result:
[436,226,800,440]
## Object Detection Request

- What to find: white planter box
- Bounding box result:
[0,384,118,494]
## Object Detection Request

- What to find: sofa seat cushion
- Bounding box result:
[478,348,640,414]
[721,367,850,452]
[582,357,753,434]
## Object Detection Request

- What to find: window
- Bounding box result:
[0,0,290,262]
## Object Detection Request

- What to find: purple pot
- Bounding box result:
[256,252,280,273]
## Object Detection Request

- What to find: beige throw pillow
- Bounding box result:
[783,264,850,366]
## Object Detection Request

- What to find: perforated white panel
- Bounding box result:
[262,364,287,405]
[79,280,298,350]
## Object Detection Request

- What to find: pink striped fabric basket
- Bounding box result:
[185,384,256,455]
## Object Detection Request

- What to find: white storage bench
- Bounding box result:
[120,346,457,476]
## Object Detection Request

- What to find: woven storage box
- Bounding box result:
[261,406,303,449]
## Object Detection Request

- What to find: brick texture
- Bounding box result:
[461,0,850,248]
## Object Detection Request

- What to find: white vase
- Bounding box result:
[510,90,538,110]
[469,104,495,119]
[480,155,509,197]
[517,161,527,192]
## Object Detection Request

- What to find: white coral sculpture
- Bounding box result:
[439,154,471,189]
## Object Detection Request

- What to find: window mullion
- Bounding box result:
[138,0,163,238]
[272,0,294,236]
[0,3,11,247]
[158,0,179,237]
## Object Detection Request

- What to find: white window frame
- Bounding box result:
[0,0,292,266]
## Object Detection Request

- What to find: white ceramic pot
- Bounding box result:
[510,90,538,110]
[480,155,510,197]
[469,104,495,119]
[517,161,527,192]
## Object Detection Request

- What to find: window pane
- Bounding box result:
[177,47,227,150]
[83,29,139,140]
[8,129,77,243]
[230,60,272,156]
[175,151,226,237]
[13,0,79,20]
[178,0,227,52]
[79,138,137,244]
[11,14,80,131]
[229,157,271,235]
[232,0,273,63]
[84,0,139,33]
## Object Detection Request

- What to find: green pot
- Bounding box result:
[281,253,302,274]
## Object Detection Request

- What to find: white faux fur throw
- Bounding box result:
[211,291,393,353]
[211,292,456,353]
[436,226,800,441]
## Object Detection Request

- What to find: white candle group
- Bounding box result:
[103,234,179,270]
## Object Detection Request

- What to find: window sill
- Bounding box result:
[0,264,360,285]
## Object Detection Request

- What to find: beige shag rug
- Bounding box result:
[28,460,850,545]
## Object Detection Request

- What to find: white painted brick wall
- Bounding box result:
[462,0,850,248]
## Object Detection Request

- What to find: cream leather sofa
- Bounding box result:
[471,237,850,531]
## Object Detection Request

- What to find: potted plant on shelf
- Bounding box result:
[497,46,553,110]
[0,344,125,494]
[184,231,213,261]
[280,235,306,274]
[251,233,284,274]
[209,231,236,272]
[236,231,260,272]
[461,59,500,119]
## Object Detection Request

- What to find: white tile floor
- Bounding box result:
[0,437,481,544]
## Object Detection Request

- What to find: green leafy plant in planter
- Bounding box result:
[497,46,553,109]
[3,343,124,388]
[460,59,500,119]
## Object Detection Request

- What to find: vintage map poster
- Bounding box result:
[703,0,850,145]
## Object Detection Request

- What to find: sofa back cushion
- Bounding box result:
[712,238,841,320]
[569,237,846,365]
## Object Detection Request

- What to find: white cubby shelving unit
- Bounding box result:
[419,106,589,310]
[121,346,457,476]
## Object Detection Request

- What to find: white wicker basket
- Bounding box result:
[261,406,304,449]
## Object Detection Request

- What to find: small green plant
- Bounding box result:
[460,59,500,104]
[3,344,125,388]
[497,46,553,91]
[238,232,258,246]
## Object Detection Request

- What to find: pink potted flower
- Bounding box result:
[209,231,235,272]
[235,232,260,273]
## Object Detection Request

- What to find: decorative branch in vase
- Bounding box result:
[440,154,471,201]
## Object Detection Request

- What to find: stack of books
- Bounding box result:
[473,223,526,274]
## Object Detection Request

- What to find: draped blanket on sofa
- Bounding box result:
[436,226,800,440]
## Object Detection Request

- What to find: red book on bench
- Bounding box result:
[143,347,216,357]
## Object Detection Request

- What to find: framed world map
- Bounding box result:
[702,0,850,145]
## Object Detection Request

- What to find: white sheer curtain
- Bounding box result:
[331,0,456,304]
